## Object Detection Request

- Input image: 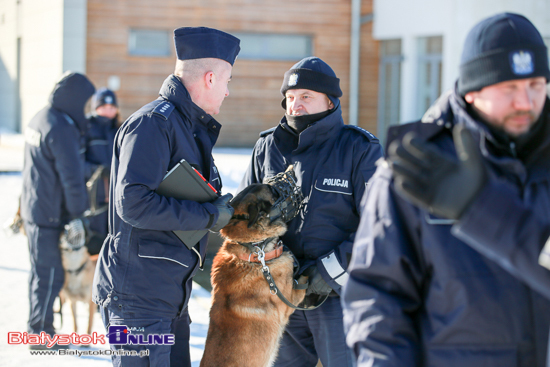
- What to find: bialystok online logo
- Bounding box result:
[107,325,175,345]
[8,325,174,348]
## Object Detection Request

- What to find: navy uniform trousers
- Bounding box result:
[274,297,353,367]
[100,306,192,367]
[24,221,65,336]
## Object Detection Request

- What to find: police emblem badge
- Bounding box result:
[510,50,534,75]
[288,73,299,87]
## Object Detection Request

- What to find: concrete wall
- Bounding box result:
[0,0,19,132]
[373,0,550,122]
[0,0,87,133]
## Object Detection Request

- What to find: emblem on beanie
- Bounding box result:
[105,96,113,104]
[510,50,534,75]
[288,73,299,87]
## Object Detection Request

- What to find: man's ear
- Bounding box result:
[464,92,476,104]
[204,70,215,90]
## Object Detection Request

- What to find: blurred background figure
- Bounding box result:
[85,88,121,256]
[20,72,95,347]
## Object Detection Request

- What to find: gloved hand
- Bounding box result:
[209,193,235,232]
[305,266,333,296]
[388,124,488,220]
[64,218,87,248]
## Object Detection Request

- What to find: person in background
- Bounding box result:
[85,88,121,256]
[20,72,95,349]
[240,56,383,367]
[93,27,239,367]
[343,12,550,367]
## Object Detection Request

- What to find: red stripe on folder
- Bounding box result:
[192,167,218,194]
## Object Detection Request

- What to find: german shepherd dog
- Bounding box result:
[200,182,307,367]
[59,235,97,336]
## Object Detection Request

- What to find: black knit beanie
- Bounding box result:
[280,57,342,109]
[92,88,118,110]
[458,12,550,96]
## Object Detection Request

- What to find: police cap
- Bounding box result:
[174,27,241,66]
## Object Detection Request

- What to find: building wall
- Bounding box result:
[374,0,550,123]
[0,0,88,133]
[86,0,379,147]
[0,0,19,132]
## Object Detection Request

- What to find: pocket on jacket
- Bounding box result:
[137,239,190,268]
[427,344,517,367]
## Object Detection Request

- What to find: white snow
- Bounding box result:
[0,136,252,366]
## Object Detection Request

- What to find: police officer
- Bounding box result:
[85,88,120,256]
[343,13,550,366]
[389,123,550,301]
[239,56,383,367]
[92,27,239,367]
[20,72,95,347]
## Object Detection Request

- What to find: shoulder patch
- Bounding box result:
[344,125,379,142]
[259,126,277,137]
[152,101,175,120]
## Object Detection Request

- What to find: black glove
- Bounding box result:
[209,193,235,232]
[305,266,333,296]
[388,124,488,220]
[64,218,89,248]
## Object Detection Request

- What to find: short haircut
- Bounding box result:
[174,58,226,83]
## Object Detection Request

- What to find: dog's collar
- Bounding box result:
[66,260,87,275]
[237,238,284,263]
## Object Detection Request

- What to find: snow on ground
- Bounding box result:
[0,136,252,366]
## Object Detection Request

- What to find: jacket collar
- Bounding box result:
[273,105,344,154]
[447,85,550,161]
[158,75,222,136]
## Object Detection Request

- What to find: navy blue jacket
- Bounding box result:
[85,115,118,238]
[343,88,550,366]
[239,107,383,293]
[93,75,223,317]
[453,178,550,301]
[86,115,118,171]
[21,73,95,228]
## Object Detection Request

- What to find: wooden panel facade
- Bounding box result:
[86,0,379,147]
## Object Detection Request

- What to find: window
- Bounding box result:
[232,33,312,61]
[128,29,171,57]
[377,39,402,146]
[417,36,443,118]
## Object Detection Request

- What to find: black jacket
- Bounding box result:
[93,75,224,317]
[343,88,550,366]
[21,73,95,227]
[240,106,383,293]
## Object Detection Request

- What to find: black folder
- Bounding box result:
[156,159,218,249]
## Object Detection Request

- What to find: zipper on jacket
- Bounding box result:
[510,141,517,158]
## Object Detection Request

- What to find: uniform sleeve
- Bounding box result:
[317,140,385,294]
[452,179,550,299]
[114,115,217,231]
[342,164,426,366]
[48,123,88,218]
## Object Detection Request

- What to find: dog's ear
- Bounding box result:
[247,203,260,228]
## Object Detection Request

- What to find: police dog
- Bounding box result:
[200,180,306,367]
[59,235,97,336]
